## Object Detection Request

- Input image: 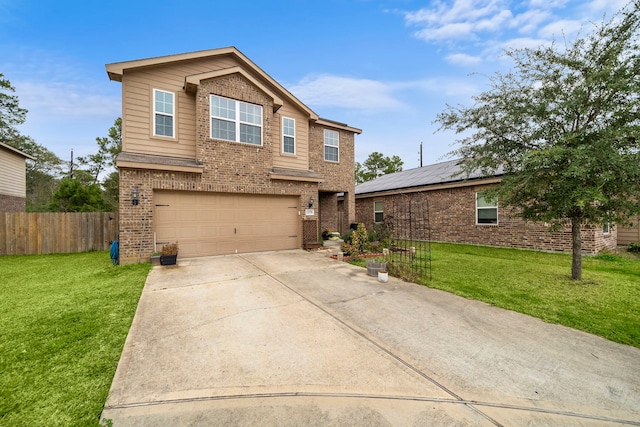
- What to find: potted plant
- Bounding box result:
[150,251,161,266]
[160,242,179,265]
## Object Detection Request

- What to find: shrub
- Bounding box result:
[161,242,179,256]
[628,242,640,253]
[340,242,358,257]
[351,223,370,254]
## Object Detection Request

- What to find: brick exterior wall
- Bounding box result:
[356,184,617,254]
[319,192,338,235]
[309,125,356,235]
[118,73,357,263]
[0,194,26,212]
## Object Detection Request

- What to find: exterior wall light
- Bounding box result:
[308,196,314,208]
[132,186,140,206]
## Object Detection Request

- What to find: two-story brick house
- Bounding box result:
[106,47,361,264]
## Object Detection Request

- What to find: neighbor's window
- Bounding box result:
[210,94,262,145]
[282,117,295,154]
[603,222,611,234]
[476,192,498,224]
[153,89,174,137]
[324,129,339,162]
[374,201,384,223]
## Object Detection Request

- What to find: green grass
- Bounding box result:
[355,243,640,348]
[0,252,150,426]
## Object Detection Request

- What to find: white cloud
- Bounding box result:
[403,0,629,68]
[538,19,583,39]
[405,0,515,42]
[415,22,475,41]
[445,53,483,66]
[289,75,403,111]
[527,0,569,9]
[585,0,628,13]
[15,80,120,119]
[512,9,551,34]
[498,36,553,51]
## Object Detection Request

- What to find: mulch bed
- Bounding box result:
[330,252,385,262]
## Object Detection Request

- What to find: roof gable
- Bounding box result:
[0,142,33,160]
[106,47,336,126]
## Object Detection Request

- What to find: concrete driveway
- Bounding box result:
[101,250,640,426]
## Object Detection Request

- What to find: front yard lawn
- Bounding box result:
[0,251,150,426]
[354,242,640,348]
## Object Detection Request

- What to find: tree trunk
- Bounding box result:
[571,219,582,280]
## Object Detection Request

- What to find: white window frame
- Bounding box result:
[476,192,498,225]
[374,201,384,223]
[282,117,296,154]
[153,89,175,138]
[324,129,339,162]
[603,222,611,234]
[210,94,263,146]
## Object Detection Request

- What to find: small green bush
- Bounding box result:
[351,223,370,254]
[340,242,358,256]
[628,242,640,253]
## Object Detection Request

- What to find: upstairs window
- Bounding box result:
[374,201,384,223]
[153,89,174,137]
[282,117,295,154]
[476,192,498,224]
[211,94,262,145]
[324,129,339,162]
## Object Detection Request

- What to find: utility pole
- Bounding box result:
[419,142,423,167]
[70,149,74,178]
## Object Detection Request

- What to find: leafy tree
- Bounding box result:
[356,151,404,184]
[102,171,119,211]
[1,74,64,211]
[77,117,122,184]
[6,135,64,211]
[436,2,640,280]
[0,73,27,143]
[50,177,109,212]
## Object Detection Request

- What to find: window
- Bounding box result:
[324,129,339,162]
[282,117,295,154]
[603,222,611,234]
[476,192,498,224]
[374,201,384,223]
[153,89,174,137]
[210,94,262,145]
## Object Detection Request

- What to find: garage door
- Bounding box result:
[154,191,300,258]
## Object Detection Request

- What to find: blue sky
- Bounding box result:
[0,0,626,170]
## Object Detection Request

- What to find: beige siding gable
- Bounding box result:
[272,103,310,171]
[0,149,27,198]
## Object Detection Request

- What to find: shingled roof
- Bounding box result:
[355,159,503,195]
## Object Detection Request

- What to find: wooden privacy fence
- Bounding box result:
[0,212,118,256]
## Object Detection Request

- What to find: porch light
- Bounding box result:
[308,196,314,208]
[132,186,139,206]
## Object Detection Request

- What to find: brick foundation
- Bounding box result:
[0,194,26,212]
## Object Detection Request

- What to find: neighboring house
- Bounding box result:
[0,142,33,212]
[106,47,361,264]
[355,159,617,254]
[618,216,640,245]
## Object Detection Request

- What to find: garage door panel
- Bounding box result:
[154,191,300,258]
